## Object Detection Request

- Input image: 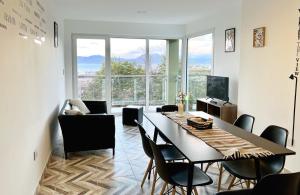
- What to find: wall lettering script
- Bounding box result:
[0,22,7,30]
[33,11,40,19]
[296,9,300,76]
[36,0,45,12]
[25,18,32,24]
[19,0,31,14]
[4,12,16,26]
[0,0,48,43]
[12,9,22,18]
[25,0,33,6]
[29,27,37,36]
[20,22,28,32]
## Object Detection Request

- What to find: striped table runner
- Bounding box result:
[164,112,273,160]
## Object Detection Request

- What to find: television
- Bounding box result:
[206,75,229,102]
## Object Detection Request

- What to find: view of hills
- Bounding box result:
[77,53,164,66]
[77,53,212,73]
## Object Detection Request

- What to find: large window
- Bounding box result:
[111,38,146,107]
[73,35,209,113]
[74,37,171,112]
[76,38,106,100]
[149,40,167,106]
[187,33,213,109]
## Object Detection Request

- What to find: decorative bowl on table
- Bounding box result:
[187,117,213,130]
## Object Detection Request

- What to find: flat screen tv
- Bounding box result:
[206,75,229,102]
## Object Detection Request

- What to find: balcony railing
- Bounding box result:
[77,74,168,106]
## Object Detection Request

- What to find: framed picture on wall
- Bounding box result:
[54,22,58,48]
[225,28,235,52]
[253,27,266,47]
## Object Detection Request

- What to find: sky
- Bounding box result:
[77,38,167,59]
[188,33,213,56]
[77,39,106,57]
[77,34,212,58]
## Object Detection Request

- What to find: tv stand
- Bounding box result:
[223,101,232,106]
[210,99,218,104]
[197,98,237,123]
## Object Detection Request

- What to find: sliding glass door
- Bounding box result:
[110,38,146,110]
[149,39,167,106]
[187,33,213,110]
[76,38,106,100]
[74,36,174,113]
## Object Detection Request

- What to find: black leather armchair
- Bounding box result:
[58,100,115,159]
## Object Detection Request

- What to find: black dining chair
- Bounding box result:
[204,114,255,191]
[147,134,213,195]
[135,120,185,195]
[222,125,288,190]
[233,114,255,133]
[216,172,300,195]
[157,105,179,144]
[161,105,178,112]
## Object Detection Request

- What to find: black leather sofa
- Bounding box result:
[58,100,115,159]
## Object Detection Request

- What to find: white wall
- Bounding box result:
[64,20,185,98]
[185,1,242,104]
[0,0,65,194]
[239,0,299,171]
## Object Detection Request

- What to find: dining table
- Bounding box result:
[144,111,295,195]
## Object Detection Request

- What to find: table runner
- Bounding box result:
[163,112,273,160]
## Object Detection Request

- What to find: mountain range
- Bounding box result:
[78,54,211,66]
[77,53,164,65]
[77,53,212,73]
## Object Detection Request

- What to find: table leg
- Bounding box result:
[254,159,261,181]
[153,127,158,142]
[187,162,194,195]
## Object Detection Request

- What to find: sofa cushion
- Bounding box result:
[65,106,84,115]
[69,99,90,114]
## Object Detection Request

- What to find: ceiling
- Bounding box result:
[53,0,239,24]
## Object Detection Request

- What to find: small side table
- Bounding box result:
[122,106,143,126]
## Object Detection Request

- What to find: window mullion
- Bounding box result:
[72,36,78,98]
[182,37,188,94]
[105,37,112,113]
[145,39,150,110]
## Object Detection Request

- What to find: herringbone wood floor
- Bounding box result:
[37,117,241,195]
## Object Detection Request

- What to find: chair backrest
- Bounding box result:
[147,135,173,183]
[233,114,255,133]
[83,100,107,114]
[161,105,178,112]
[135,120,153,159]
[260,125,288,176]
[253,172,300,195]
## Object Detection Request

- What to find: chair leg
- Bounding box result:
[148,160,153,180]
[64,151,68,159]
[180,187,186,195]
[171,186,176,195]
[246,180,250,189]
[205,162,212,173]
[160,182,167,195]
[112,148,115,156]
[228,176,236,190]
[151,170,158,195]
[193,187,198,195]
[217,164,223,192]
[148,159,154,180]
[141,159,153,188]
